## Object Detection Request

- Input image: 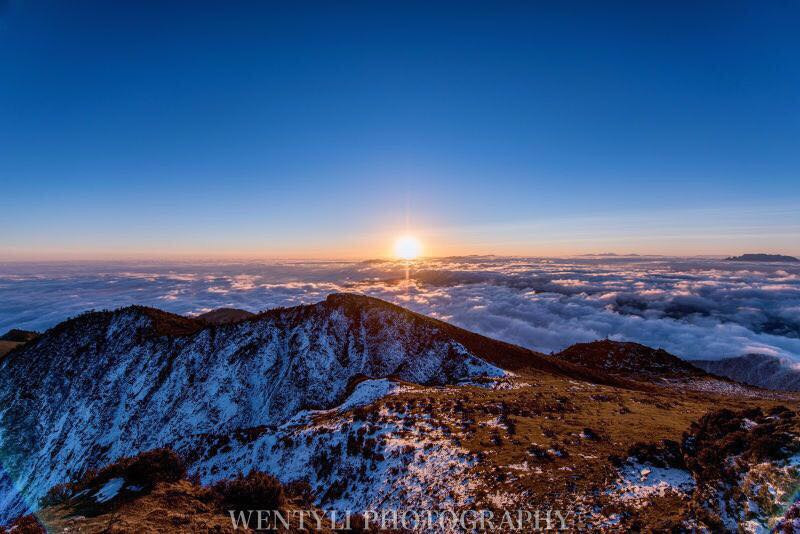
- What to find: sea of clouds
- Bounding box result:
[1,256,799,361]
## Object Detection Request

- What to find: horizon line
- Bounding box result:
[1,252,798,264]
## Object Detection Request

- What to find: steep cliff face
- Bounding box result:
[0,294,505,522]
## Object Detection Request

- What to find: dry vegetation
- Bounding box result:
[5,369,799,532]
[0,340,22,359]
[327,368,800,530]
[9,453,334,534]
[2,297,798,531]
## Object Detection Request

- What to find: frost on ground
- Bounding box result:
[610,460,695,505]
[186,385,481,514]
[3,294,799,530]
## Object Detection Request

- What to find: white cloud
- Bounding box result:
[1,257,799,361]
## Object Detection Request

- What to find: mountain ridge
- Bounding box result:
[1,293,797,530]
[0,294,514,521]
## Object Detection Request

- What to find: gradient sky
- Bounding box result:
[1,1,798,259]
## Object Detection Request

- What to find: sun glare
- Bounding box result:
[394,235,422,260]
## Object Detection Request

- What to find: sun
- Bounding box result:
[394,235,422,260]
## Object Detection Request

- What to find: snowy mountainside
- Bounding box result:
[0,294,505,522]
[3,293,800,531]
[179,378,483,512]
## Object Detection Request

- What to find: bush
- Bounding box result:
[581,427,601,442]
[39,482,74,507]
[213,470,284,511]
[3,515,45,534]
[527,444,554,462]
[284,479,315,506]
[682,406,798,484]
[627,439,685,469]
[37,448,186,510]
[123,448,186,487]
[775,502,800,534]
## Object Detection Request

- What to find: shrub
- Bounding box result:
[681,406,798,484]
[775,502,800,534]
[37,448,186,510]
[3,515,45,534]
[285,479,315,506]
[39,482,74,507]
[581,427,601,442]
[527,444,554,462]
[321,478,347,503]
[311,450,334,479]
[627,439,685,469]
[213,471,284,511]
[498,413,516,435]
[124,448,186,487]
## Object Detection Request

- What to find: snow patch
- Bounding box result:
[610,461,695,505]
[463,353,507,378]
[93,477,124,503]
[742,418,758,430]
[338,379,401,411]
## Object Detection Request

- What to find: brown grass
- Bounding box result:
[353,370,799,519]
[0,340,22,359]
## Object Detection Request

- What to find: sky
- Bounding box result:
[1,1,798,260]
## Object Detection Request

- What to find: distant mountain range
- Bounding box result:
[694,354,800,392]
[1,295,798,531]
[724,253,798,262]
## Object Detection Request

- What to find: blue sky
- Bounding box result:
[1,1,798,259]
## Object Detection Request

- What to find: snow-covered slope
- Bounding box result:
[4,293,796,530]
[0,294,506,522]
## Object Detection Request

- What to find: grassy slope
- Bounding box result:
[0,341,22,359]
[382,375,795,500]
[16,363,800,532]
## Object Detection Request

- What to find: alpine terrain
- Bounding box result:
[1,294,799,532]
[694,354,800,392]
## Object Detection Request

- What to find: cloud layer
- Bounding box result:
[1,257,799,361]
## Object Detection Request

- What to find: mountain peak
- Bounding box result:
[323,292,413,313]
[195,308,255,325]
[556,340,706,379]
